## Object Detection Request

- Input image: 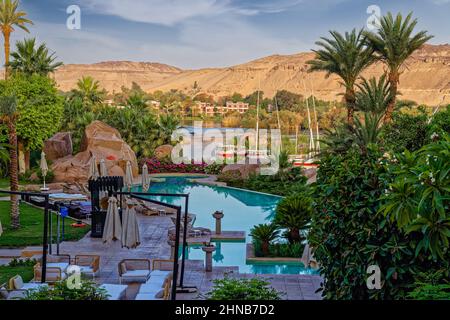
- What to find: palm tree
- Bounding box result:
[0,142,9,164]
[0,95,20,229]
[158,114,179,145]
[274,195,312,244]
[307,29,374,125]
[364,12,433,123]
[355,74,392,115]
[8,38,63,76]
[0,0,33,79]
[250,224,280,256]
[70,76,106,105]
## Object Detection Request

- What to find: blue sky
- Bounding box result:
[7,0,450,69]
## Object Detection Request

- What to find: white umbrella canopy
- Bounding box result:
[40,151,49,190]
[40,151,48,177]
[124,161,133,191]
[99,159,108,177]
[89,155,99,180]
[103,197,122,243]
[141,163,150,192]
[121,199,141,249]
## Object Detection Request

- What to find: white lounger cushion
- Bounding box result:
[150,270,171,278]
[139,282,164,293]
[47,262,69,272]
[100,284,127,300]
[120,270,151,283]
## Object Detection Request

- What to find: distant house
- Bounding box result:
[196,101,249,116]
[225,101,249,114]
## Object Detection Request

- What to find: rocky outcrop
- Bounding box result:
[51,121,139,183]
[154,144,173,160]
[221,164,260,180]
[44,132,73,161]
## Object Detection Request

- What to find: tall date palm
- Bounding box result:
[0,95,20,229]
[364,12,433,123]
[0,0,32,79]
[307,29,374,125]
[9,38,63,76]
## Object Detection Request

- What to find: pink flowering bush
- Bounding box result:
[142,157,212,174]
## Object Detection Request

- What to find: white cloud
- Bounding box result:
[430,0,450,4]
[80,0,230,26]
[78,0,305,26]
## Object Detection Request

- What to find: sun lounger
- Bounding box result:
[9,275,49,292]
[118,259,151,284]
[75,255,100,278]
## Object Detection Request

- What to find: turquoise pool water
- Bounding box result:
[133,176,315,275]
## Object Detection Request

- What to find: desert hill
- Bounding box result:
[7,44,450,106]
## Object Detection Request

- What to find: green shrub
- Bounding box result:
[7,258,36,267]
[407,271,450,300]
[23,279,109,300]
[204,163,225,175]
[309,146,415,299]
[427,105,450,140]
[37,168,55,184]
[250,224,280,256]
[380,134,450,260]
[274,194,312,243]
[254,241,304,258]
[207,277,281,300]
[382,109,429,152]
[221,167,307,196]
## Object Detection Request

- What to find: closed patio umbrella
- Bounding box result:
[89,155,99,180]
[0,219,3,237]
[141,163,150,192]
[99,159,108,199]
[103,197,122,243]
[99,159,108,177]
[124,161,133,191]
[40,151,49,191]
[121,199,141,249]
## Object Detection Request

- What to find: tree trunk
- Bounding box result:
[7,120,20,229]
[18,141,27,174]
[384,70,399,124]
[289,228,301,244]
[345,88,356,126]
[3,29,11,80]
[261,241,270,256]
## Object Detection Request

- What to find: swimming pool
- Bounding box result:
[132,175,315,275]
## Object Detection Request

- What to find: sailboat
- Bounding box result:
[290,79,319,168]
[247,79,269,162]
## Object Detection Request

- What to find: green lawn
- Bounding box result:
[0,265,34,286]
[0,202,89,248]
[0,178,29,197]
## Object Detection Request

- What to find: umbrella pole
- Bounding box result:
[171,206,182,301]
[42,196,49,283]
[179,196,190,289]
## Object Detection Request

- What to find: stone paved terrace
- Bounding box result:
[0,210,323,300]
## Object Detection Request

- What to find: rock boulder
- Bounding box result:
[51,121,138,183]
[154,144,173,160]
[44,132,73,161]
[221,164,260,180]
